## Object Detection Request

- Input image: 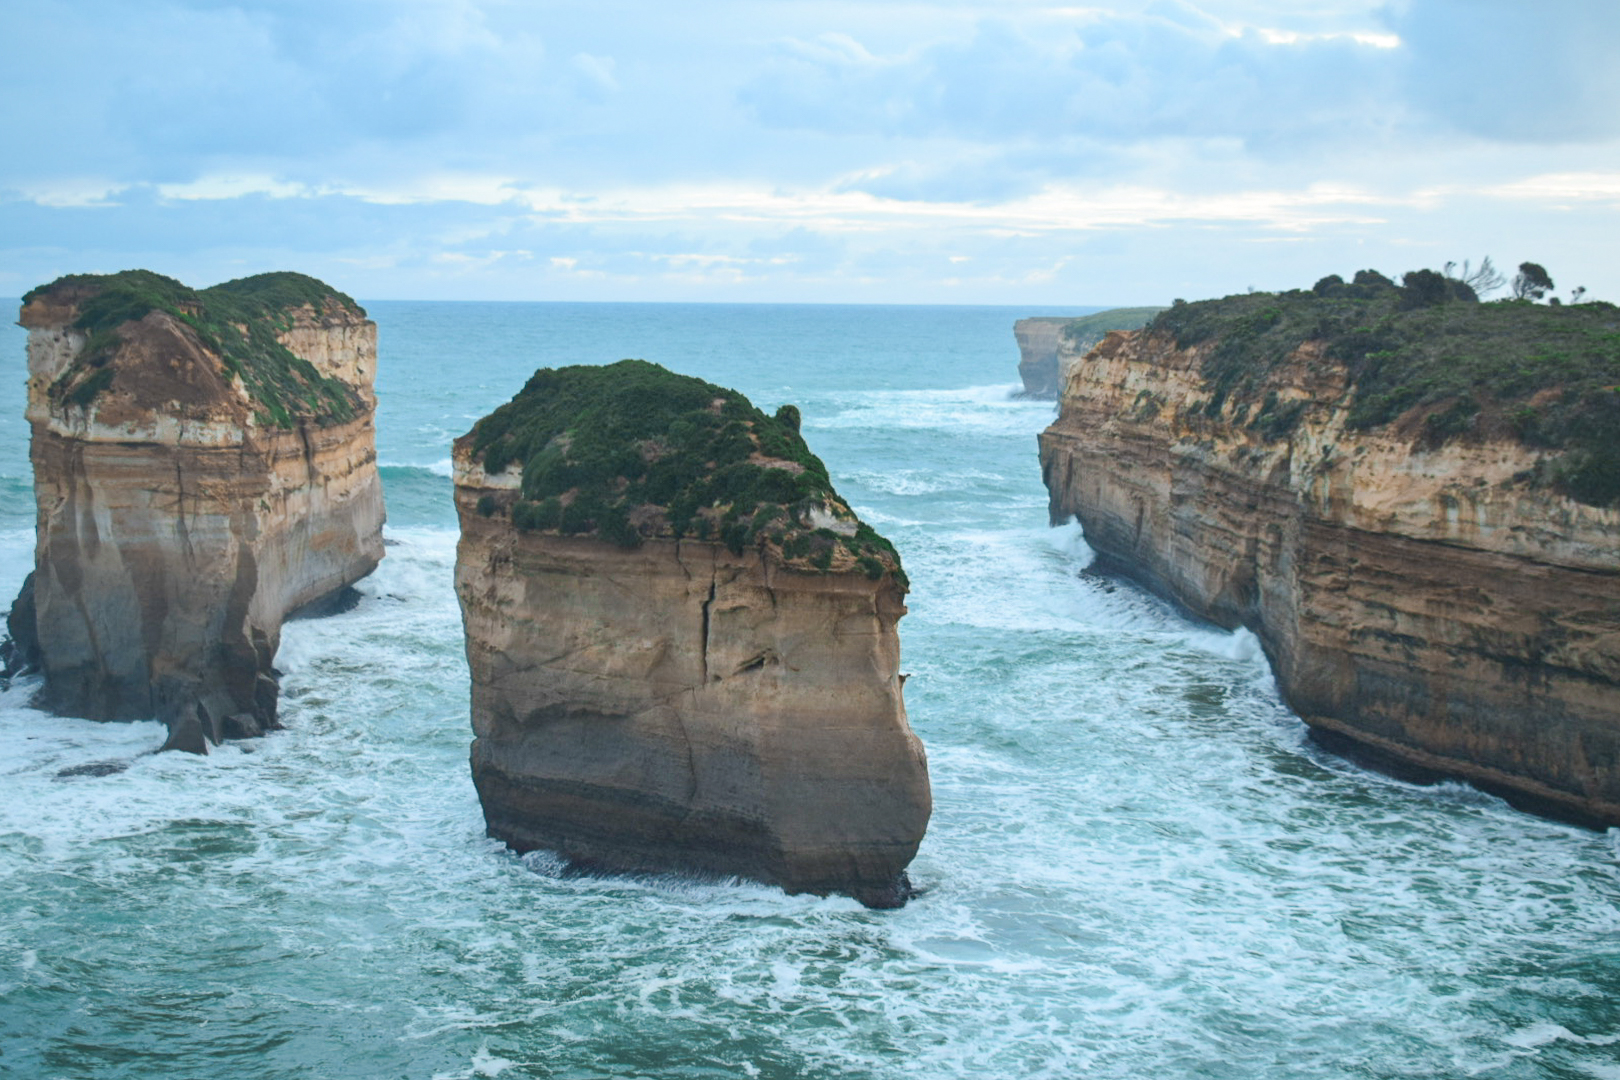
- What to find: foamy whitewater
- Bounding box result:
[2,302,1617,1079]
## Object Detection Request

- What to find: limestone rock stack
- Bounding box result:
[1039,276,1620,824]
[454,360,930,906]
[12,271,385,751]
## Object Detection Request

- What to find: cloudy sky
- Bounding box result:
[4,0,1617,304]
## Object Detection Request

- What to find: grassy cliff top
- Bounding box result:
[468,359,905,582]
[23,270,366,428]
[1144,272,1620,507]
[1060,306,1166,349]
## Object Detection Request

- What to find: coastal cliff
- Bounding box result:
[1016,308,1165,398]
[12,270,385,751]
[454,360,930,906]
[1039,273,1620,823]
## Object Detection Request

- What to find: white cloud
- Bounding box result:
[2,0,1617,302]
[11,179,126,208]
[156,176,311,201]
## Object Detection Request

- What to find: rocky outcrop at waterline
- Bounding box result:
[9,270,385,751]
[1016,308,1164,398]
[454,360,930,906]
[1039,272,1620,824]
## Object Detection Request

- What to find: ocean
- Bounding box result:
[1,302,1617,1080]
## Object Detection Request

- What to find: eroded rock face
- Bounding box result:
[1015,318,1071,398]
[1016,309,1167,399]
[1039,328,1620,824]
[15,272,385,750]
[452,363,930,906]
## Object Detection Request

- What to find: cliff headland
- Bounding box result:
[454,359,930,906]
[1016,307,1165,398]
[1040,271,1620,823]
[10,270,385,751]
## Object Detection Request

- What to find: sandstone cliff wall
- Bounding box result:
[17,279,385,750]
[1039,329,1620,823]
[1015,318,1070,398]
[454,441,930,907]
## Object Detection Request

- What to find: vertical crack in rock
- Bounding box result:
[453,359,930,906]
[699,568,717,685]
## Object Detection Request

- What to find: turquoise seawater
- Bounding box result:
[1,302,1617,1079]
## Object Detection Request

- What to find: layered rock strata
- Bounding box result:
[1040,313,1620,824]
[1016,308,1166,398]
[14,271,385,751]
[454,360,930,906]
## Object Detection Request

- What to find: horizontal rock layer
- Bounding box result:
[1014,318,1071,399]
[18,284,385,749]
[455,444,931,906]
[1039,329,1620,823]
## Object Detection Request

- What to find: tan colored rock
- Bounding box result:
[1015,318,1070,398]
[1016,308,1167,399]
[13,272,385,750]
[451,364,930,907]
[1040,328,1620,824]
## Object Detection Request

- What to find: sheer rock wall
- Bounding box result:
[16,285,384,751]
[1039,329,1620,823]
[454,442,930,906]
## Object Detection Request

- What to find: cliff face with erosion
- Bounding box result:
[1016,307,1166,398]
[1040,277,1620,824]
[15,271,385,751]
[454,360,930,906]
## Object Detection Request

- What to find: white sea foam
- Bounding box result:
[2,306,1617,1080]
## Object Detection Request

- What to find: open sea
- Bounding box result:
[1,301,1618,1080]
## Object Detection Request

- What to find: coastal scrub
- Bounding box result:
[26,269,364,428]
[469,359,905,581]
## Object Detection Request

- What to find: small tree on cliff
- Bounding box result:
[1512,262,1554,301]
[1443,256,1506,298]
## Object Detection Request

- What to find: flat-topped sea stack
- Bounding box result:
[1016,308,1164,398]
[1040,271,1620,824]
[11,270,385,751]
[453,360,930,906]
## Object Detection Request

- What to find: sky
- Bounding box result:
[4,0,1618,305]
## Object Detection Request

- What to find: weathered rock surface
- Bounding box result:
[454,361,929,905]
[1014,318,1072,398]
[1016,308,1165,398]
[14,271,385,750]
[1040,324,1620,824]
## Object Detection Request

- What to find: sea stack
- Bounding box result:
[1015,308,1166,399]
[453,360,930,906]
[1039,272,1620,824]
[11,271,385,751]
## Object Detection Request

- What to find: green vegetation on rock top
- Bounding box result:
[469,359,905,581]
[1061,306,1166,349]
[26,269,365,428]
[1144,271,1620,507]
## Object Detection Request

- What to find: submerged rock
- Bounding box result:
[13,270,385,750]
[1039,276,1620,824]
[454,360,930,906]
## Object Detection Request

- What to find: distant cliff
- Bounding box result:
[12,271,385,751]
[1016,307,1164,398]
[454,360,930,906]
[1040,273,1620,823]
